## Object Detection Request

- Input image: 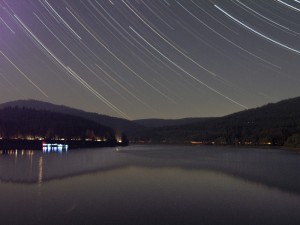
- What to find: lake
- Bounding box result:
[1,145,300,225]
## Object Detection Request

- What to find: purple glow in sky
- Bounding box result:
[0,0,300,119]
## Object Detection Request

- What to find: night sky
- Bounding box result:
[1,0,300,119]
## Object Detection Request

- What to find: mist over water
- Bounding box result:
[1,145,300,225]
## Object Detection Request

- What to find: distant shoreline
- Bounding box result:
[1,139,299,153]
[129,142,300,152]
[0,139,128,150]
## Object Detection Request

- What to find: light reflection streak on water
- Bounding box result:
[0,144,68,156]
[38,156,43,185]
[0,149,35,156]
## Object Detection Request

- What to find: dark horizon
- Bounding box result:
[1,96,298,121]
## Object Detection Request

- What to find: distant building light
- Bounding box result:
[190,141,203,144]
[43,143,68,153]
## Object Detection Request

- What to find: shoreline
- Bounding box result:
[129,142,300,152]
[0,139,128,150]
[1,139,299,153]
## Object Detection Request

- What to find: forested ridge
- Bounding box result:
[0,107,116,141]
[150,97,300,147]
[1,96,300,148]
[0,99,145,139]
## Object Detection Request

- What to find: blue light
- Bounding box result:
[43,143,68,153]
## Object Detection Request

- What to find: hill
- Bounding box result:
[0,107,116,141]
[133,118,212,128]
[0,100,208,142]
[2,97,300,147]
[151,96,300,146]
[0,100,145,139]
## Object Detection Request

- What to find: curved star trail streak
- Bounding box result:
[66,4,176,104]
[130,26,248,110]
[43,0,82,40]
[67,66,130,119]
[0,51,48,98]
[178,1,281,69]
[0,0,300,119]
[0,16,15,34]
[215,4,300,55]
[34,11,130,103]
[12,12,130,118]
[0,71,25,97]
[276,0,300,12]
[234,0,298,36]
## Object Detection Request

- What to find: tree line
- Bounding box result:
[0,107,116,141]
[149,98,300,147]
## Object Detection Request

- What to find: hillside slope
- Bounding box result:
[152,97,300,145]
[0,100,145,139]
[2,97,300,146]
[134,118,212,128]
[0,107,116,140]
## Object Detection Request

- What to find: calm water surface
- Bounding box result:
[1,145,300,225]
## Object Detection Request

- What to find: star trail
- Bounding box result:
[0,0,300,119]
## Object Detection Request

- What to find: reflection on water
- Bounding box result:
[0,149,35,156]
[0,145,300,225]
[1,145,300,193]
[38,156,43,185]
